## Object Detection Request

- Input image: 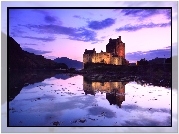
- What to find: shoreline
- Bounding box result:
[9,64,172,88]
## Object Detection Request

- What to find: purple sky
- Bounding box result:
[1,2,178,134]
[7,3,176,63]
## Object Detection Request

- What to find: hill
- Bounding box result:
[8,36,68,70]
[54,57,83,69]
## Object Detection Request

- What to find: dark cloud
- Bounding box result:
[88,18,116,30]
[32,9,59,24]
[101,36,106,39]
[19,24,98,42]
[164,9,171,20]
[44,15,57,23]
[22,47,51,55]
[10,25,56,43]
[21,36,56,42]
[120,9,171,20]
[91,39,104,44]
[73,15,81,19]
[91,41,99,44]
[68,27,97,42]
[126,47,171,62]
[123,104,171,114]
[116,22,171,32]
[10,26,27,37]
[21,43,38,46]
[121,116,171,126]
[73,15,89,21]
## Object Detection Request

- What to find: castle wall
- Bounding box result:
[106,39,116,54]
[111,56,122,65]
[83,54,93,64]
[106,44,116,54]
[84,53,123,65]
[92,52,111,64]
[83,80,126,107]
[116,43,125,58]
[90,81,124,93]
[83,80,92,91]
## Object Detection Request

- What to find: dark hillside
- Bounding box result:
[8,36,68,70]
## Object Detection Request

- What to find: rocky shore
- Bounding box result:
[82,73,171,88]
[70,64,171,88]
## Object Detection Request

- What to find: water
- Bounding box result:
[9,72,171,126]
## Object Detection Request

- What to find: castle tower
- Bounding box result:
[106,36,125,58]
[106,38,117,54]
[116,36,125,58]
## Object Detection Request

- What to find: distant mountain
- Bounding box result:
[54,57,83,69]
[54,74,77,80]
[9,36,68,70]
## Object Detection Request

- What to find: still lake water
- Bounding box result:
[9,73,171,126]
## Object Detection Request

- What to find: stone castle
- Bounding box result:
[83,36,129,66]
[83,78,127,108]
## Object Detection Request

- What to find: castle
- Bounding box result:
[83,78,127,108]
[83,36,128,67]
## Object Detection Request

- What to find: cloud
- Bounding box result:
[91,41,99,44]
[21,43,38,46]
[120,9,171,20]
[123,104,171,114]
[116,22,171,32]
[10,25,56,42]
[91,39,104,44]
[88,106,116,118]
[101,36,106,39]
[32,9,59,24]
[22,47,51,55]
[88,18,116,30]
[126,47,171,62]
[19,24,98,42]
[73,15,82,19]
[44,15,57,23]
[73,15,89,21]
[10,26,27,37]
[21,36,56,42]
[121,116,171,126]
[121,104,171,126]
[68,27,98,42]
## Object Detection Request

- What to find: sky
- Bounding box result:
[6,2,177,63]
[1,1,178,133]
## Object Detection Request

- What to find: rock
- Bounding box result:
[24,83,29,86]
[79,119,86,123]
[53,121,60,126]
[98,75,103,79]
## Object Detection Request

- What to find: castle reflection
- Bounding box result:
[83,77,128,108]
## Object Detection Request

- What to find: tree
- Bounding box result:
[69,68,76,71]
[165,57,171,64]
[137,58,149,65]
